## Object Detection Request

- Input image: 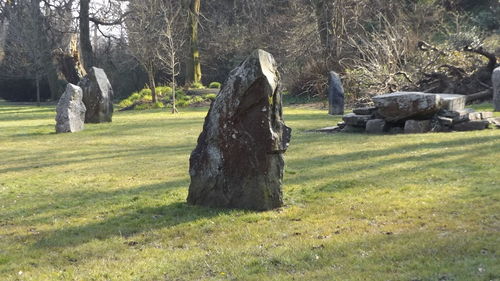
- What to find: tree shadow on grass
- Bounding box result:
[31,201,231,249]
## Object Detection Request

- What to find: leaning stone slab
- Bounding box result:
[493,66,500,111]
[327,71,344,115]
[341,125,366,133]
[342,113,372,127]
[435,94,465,111]
[55,84,86,133]
[373,92,442,122]
[487,117,500,128]
[187,50,291,211]
[308,126,341,133]
[366,119,387,134]
[78,67,114,123]
[453,120,489,131]
[404,120,431,134]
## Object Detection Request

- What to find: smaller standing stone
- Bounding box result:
[492,66,500,111]
[327,71,344,115]
[55,84,86,133]
[404,120,431,134]
[366,119,387,134]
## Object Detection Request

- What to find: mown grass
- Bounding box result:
[0,101,499,281]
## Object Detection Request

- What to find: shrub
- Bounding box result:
[156,86,173,97]
[118,99,134,108]
[176,99,190,107]
[191,96,204,103]
[129,93,141,102]
[190,82,204,89]
[153,101,165,108]
[134,104,150,110]
[203,93,217,101]
[142,95,153,102]
[208,82,221,89]
[139,88,152,97]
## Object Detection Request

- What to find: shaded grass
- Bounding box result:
[0,101,499,280]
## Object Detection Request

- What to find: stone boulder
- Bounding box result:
[493,66,500,111]
[327,71,344,115]
[78,67,113,123]
[372,92,442,122]
[366,119,387,134]
[404,120,431,134]
[453,120,489,131]
[187,50,292,211]
[55,84,86,133]
[342,113,371,127]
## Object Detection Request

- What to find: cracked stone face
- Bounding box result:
[78,67,114,123]
[187,50,291,211]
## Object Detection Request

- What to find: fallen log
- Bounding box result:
[466,89,492,103]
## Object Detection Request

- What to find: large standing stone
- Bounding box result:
[493,66,500,111]
[327,71,344,115]
[78,67,113,123]
[55,84,86,133]
[187,50,291,211]
[372,92,442,121]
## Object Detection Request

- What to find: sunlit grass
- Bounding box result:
[0,102,499,280]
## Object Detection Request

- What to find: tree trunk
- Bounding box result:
[148,70,157,103]
[186,0,201,85]
[314,0,336,59]
[80,0,94,71]
[171,53,178,114]
[35,73,40,106]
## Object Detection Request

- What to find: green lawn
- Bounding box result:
[0,102,499,281]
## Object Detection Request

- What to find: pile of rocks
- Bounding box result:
[332,92,497,134]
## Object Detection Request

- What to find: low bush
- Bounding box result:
[190,82,204,89]
[203,93,217,101]
[208,82,221,89]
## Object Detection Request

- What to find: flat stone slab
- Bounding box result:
[353,107,377,115]
[308,126,341,133]
[453,120,489,131]
[372,92,442,122]
[435,94,466,111]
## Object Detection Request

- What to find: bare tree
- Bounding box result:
[127,0,185,105]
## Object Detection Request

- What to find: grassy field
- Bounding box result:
[0,102,499,281]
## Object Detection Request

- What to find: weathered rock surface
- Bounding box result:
[404,120,431,134]
[327,71,344,115]
[187,50,291,211]
[78,67,113,123]
[453,120,489,131]
[435,94,465,111]
[493,66,500,111]
[366,119,387,134]
[373,92,442,121]
[55,83,86,133]
[342,113,371,127]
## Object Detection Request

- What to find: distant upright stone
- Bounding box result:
[327,71,344,115]
[55,84,86,133]
[187,50,291,211]
[78,67,113,123]
[493,66,500,111]
[404,120,431,134]
[373,92,442,121]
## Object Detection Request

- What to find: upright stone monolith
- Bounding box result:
[55,83,86,133]
[78,67,113,123]
[493,66,500,112]
[187,50,292,211]
[327,71,344,115]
